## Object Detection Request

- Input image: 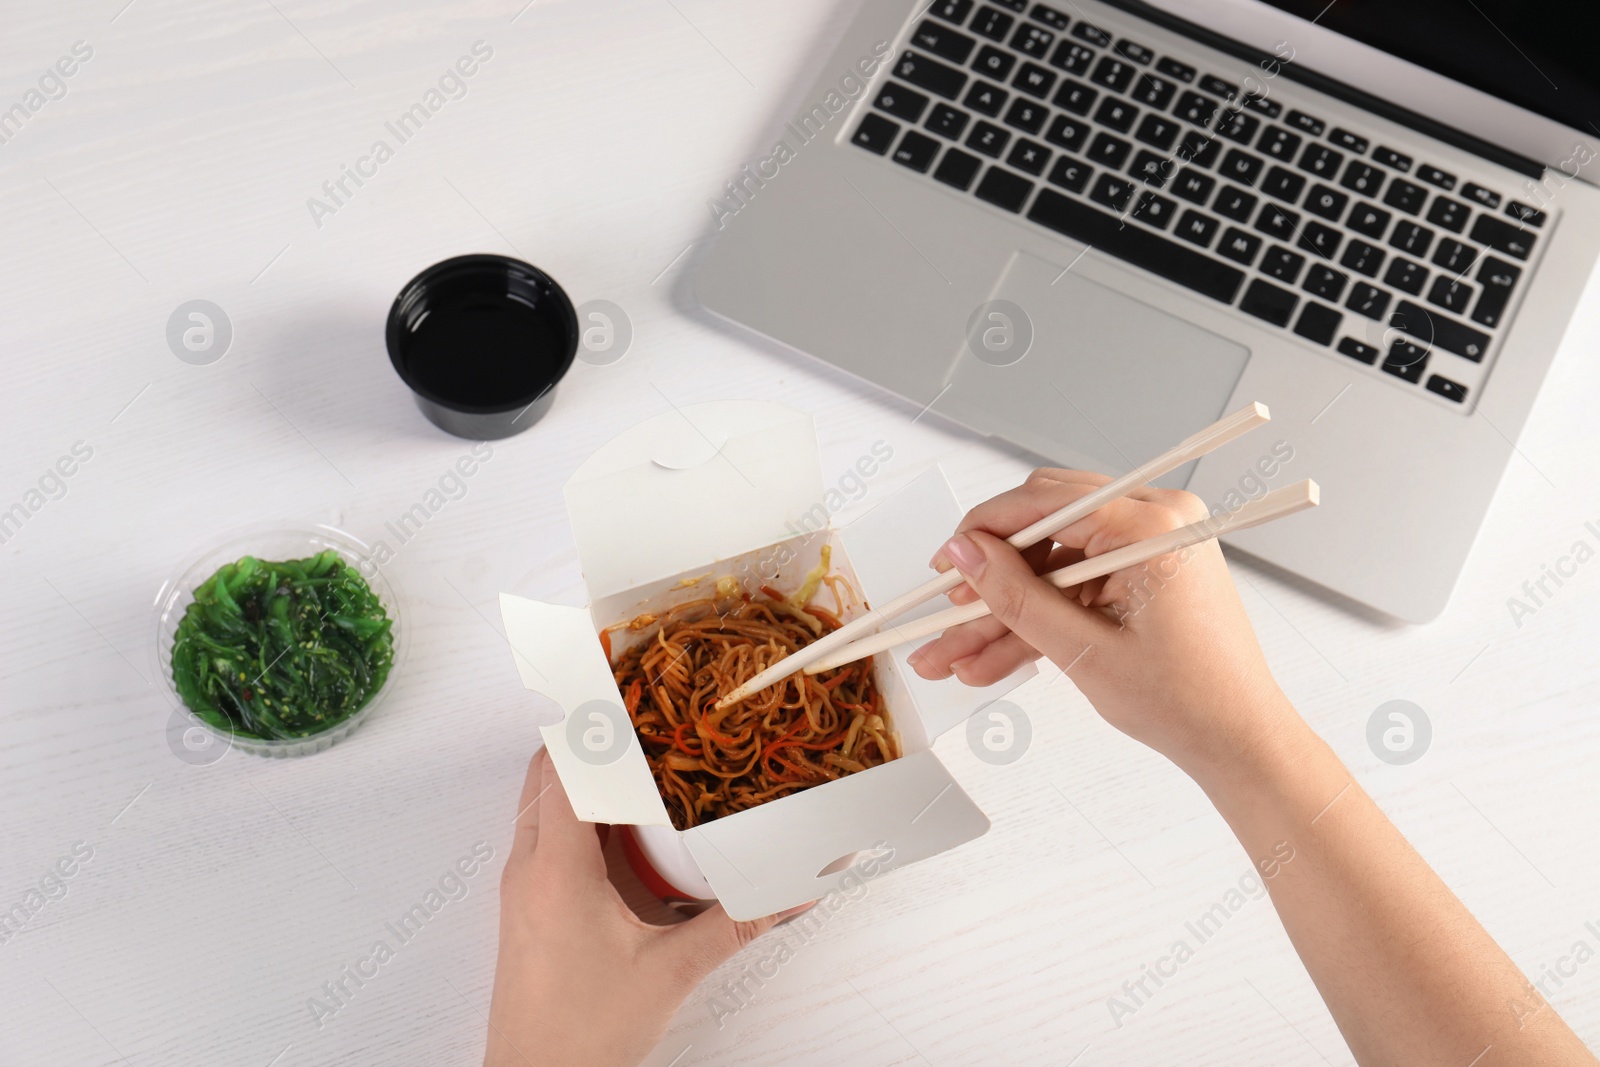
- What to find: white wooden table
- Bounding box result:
[4,2,1599,1064]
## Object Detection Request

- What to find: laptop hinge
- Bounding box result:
[1098,0,1548,180]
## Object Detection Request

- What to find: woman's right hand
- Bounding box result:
[908,469,1306,781]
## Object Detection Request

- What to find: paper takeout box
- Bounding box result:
[499,402,1031,920]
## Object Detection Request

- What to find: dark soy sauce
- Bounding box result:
[403,301,561,409]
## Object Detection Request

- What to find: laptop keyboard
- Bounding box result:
[851,0,1552,409]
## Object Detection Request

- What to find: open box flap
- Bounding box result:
[499,594,671,826]
[839,466,1036,741]
[684,750,988,921]
[564,402,825,602]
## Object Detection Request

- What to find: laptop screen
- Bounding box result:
[1255,0,1600,135]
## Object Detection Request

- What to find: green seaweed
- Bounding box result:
[170,551,394,741]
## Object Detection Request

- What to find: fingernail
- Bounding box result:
[949,655,975,677]
[906,647,926,668]
[943,534,985,576]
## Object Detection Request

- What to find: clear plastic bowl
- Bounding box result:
[152,522,407,758]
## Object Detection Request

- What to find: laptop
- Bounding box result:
[694,0,1600,622]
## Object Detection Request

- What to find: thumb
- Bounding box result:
[653,903,785,989]
[943,531,1112,663]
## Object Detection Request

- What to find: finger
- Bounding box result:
[950,630,1044,687]
[941,530,1116,665]
[931,473,1110,572]
[510,748,550,859]
[532,747,609,883]
[909,615,1012,679]
[651,903,781,990]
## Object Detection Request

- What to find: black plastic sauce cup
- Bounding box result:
[386,254,578,440]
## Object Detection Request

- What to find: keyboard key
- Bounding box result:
[1373,147,1412,171]
[1131,150,1172,186]
[1426,374,1468,403]
[853,114,899,154]
[1215,185,1258,221]
[1175,209,1220,248]
[1130,191,1177,229]
[1298,144,1344,179]
[1004,97,1049,133]
[1462,182,1500,210]
[1012,61,1057,97]
[1472,256,1522,328]
[975,166,1035,211]
[1044,153,1092,194]
[1427,275,1474,313]
[1297,221,1342,259]
[876,82,930,123]
[930,0,975,24]
[1044,114,1090,152]
[1012,22,1056,59]
[1200,74,1237,100]
[1260,245,1305,283]
[1286,110,1325,136]
[964,80,1008,116]
[1024,188,1248,300]
[1506,201,1546,227]
[1340,161,1384,197]
[1175,91,1220,127]
[1029,4,1070,31]
[926,103,971,139]
[892,130,942,172]
[1417,164,1455,190]
[1348,203,1391,239]
[1131,74,1177,110]
[1339,239,1385,277]
[1173,168,1216,204]
[912,20,978,63]
[967,120,1011,157]
[1117,39,1155,65]
[1261,166,1306,204]
[1389,221,1432,256]
[1218,226,1262,265]
[1216,110,1261,144]
[1087,131,1132,168]
[1089,173,1135,211]
[1392,300,1491,360]
[1470,214,1536,260]
[993,1,1027,12]
[971,6,1016,41]
[1294,302,1342,345]
[1052,79,1097,116]
[1220,148,1264,185]
[1258,127,1302,161]
[934,146,983,189]
[1303,265,1348,301]
[1384,257,1427,295]
[1432,237,1475,274]
[1049,40,1096,75]
[1304,184,1349,222]
[1094,97,1140,133]
[1178,130,1222,168]
[1072,21,1111,47]
[1241,93,1281,118]
[1006,137,1051,174]
[1255,202,1300,240]
[1240,278,1300,326]
[1091,56,1137,92]
[1383,339,1430,383]
[1426,197,1470,234]
[974,44,1017,80]
[1338,337,1381,364]
[1346,282,1391,320]
[1329,128,1368,153]
[1135,114,1181,151]
[1383,178,1427,214]
[1156,56,1196,82]
[896,51,968,98]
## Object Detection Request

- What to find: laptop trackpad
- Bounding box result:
[939,250,1252,486]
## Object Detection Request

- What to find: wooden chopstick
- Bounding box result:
[800,479,1319,675]
[713,401,1272,708]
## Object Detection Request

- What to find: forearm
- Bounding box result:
[1185,695,1595,1067]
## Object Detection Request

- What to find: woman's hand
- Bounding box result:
[484,749,795,1067]
[908,469,1301,781]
